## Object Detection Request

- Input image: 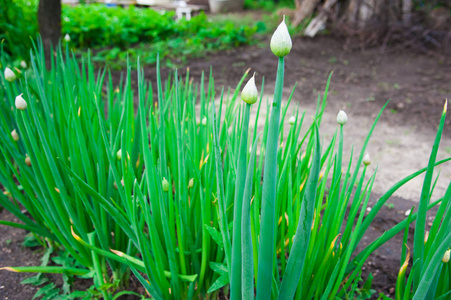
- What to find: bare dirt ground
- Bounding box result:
[1,34,451,299]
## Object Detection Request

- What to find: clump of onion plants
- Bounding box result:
[389,102,451,300]
[1,22,450,300]
[213,18,451,300]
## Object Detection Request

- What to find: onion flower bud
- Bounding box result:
[25,155,31,167]
[270,17,292,57]
[15,94,27,110]
[4,67,16,82]
[11,129,19,142]
[363,153,371,166]
[336,110,348,125]
[241,73,258,105]
[162,177,169,192]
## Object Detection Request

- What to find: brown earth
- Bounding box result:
[1,34,451,299]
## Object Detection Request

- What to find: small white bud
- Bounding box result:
[241,73,258,105]
[64,34,71,42]
[270,17,292,57]
[424,231,429,244]
[363,153,371,166]
[336,110,348,125]
[404,209,411,216]
[25,155,31,167]
[201,116,207,126]
[162,177,169,192]
[15,94,27,110]
[4,67,16,82]
[188,178,194,188]
[443,250,450,263]
[288,115,296,125]
[20,61,27,69]
[11,129,19,142]
[116,149,122,160]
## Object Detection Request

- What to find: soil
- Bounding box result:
[0,209,45,299]
[2,34,451,299]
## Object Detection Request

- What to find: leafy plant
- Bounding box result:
[0,0,38,65]
[1,2,258,67]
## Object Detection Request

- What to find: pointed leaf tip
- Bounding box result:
[0,267,18,272]
[110,249,125,257]
[71,226,82,242]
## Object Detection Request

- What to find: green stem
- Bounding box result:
[230,103,251,299]
[256,56,284,299]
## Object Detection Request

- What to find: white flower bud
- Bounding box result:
[64,34,71,42]
[162,177,169,192]
[201,116,207,126]
[363,153,371,166]
[443,250,450,263]
[188,178,194,188]
[20,61,27,69]
[117,149,122,160]
[25,155,31,167]
[270,17,292,57]
[288,115,296,125]
[15,94,27,110]
[336,110,348,125]
[11,129,19,142]
[424,231,429,244]
[4,67,16,82]
[241,73,258,105]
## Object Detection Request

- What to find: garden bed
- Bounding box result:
[1,34,450,299]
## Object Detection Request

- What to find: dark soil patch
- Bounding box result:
[357,195,439,299]
[141,35,451,136]
[0,208,46,299]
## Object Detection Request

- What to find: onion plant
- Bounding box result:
[1,21,451,300]
[215,18,451,300]
[390,101,451,300]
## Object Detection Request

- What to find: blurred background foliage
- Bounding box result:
[1,0,449,68]
[1,0,282,68]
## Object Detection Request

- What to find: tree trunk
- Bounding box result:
[340,0,389,28]
[402,0,412,26]
[292,0,321,27]
[38,0,61,61]
[304,0,338,37]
